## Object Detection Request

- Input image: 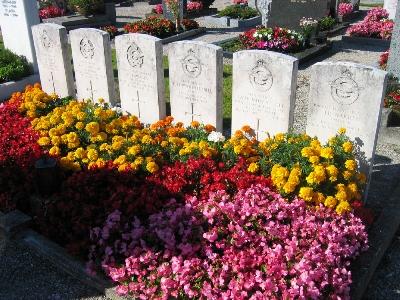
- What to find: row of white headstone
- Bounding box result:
[31,23,388,179]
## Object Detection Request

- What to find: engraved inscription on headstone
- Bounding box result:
[249,59,273,91]
[330,70,360,105]
[306,62,388,184]
[32,24,75,98]
[231,50,298,140]
[169,41,223,131]
[80,38,95,59]
[115,33,165,124]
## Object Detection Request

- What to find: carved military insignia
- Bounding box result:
[181,49,202,78]
[249,59,273,91]
[80,38,95,59]
[330,69,359,105]
[127,42,144,68]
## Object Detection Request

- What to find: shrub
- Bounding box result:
[181,18,199,30]
[218,4,258,20]
[124,16,175,38]
[384,89,400,110]
[319,16,336,31]
[68,0,104,15]
[39,5,65,19]
[0,48,32,83]
[100,25,118,38]
[239,26,304,53]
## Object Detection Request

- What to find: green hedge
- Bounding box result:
[218,5,258,20]
[0,48,32,83]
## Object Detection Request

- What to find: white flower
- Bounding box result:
[207,131,225,143]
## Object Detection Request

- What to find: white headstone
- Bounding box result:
[32,24,75,98]
[0,0,40,72]
[168,41,223,131]
[70,28,115,105]
[306,62,387,177]
[232,50,298,140]
[115,33,165,124]
[384,0,398,19]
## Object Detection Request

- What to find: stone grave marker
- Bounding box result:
[231,50,298,140]
[261,0,330,29]
[162,0,187,22]
[306,62,387,179]
[387,1,400,79]
[384,0,398,19]
[115,33,166,124]
[168,41,223,131]
[70,28,115,105]
[32,24,75,98]
[0,0,40,72]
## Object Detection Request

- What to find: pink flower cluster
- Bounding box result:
[338,3,353,16]
[152,4,163,14]
[88,185,368,299]
[233,0,248,4]
[347,7,394,39]
[187,1,203,12]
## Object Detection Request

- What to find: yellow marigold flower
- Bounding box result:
[48,128,58,137]
[312,192,325,205]
[233,145,243,155]
[118,163,129,172]
[38,137,51,146]
[74,122,84,130]
[326,165,338,182]
[74,148,86,160]
[85,122,100,135]
[275,133,285,142]
[357,172,367,184]
[67,132,79,143]
[335,201,351,214]
[141,135,153,144]
[128,145,141,156]
[345,159,357,171]
[338,128,346,134]
[96,158,106,168]
[146,161,159,173]
[320,147,334,159]
[306,172,317,185]
[112,141,123,151]
[343,170,353,180]
[298,187,314,202]
[202,149,213,158]
[161,141,168,148]
[190,121,200,128]
[301,147,314,158]
[324,196,337,209]
[309,155,319,164]
[87,149,98,161]
[114,155,127,165]
[347,182,358,194]
[342,141,353,153]
[247,162,259,173]
[335,190,348,202]
[49,146,60,156]
[51,136,61,146]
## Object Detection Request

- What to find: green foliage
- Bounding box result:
[219,38,244,53]
[0,48,32,83]
[68,0,104,15]
[319,16,336,31]
[218,4,258,20]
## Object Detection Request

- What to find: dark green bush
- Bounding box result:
[68,0,104,15]
[218,4,258,20]
[319,16,336,31]
[0,49,32,83]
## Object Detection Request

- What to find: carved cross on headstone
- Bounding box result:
[50,71,56,94]
[254,118,261,140]
[86,80,98,101]
[185,102,201,122]
[132,90,141,119]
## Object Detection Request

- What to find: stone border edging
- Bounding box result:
[202,14,261,29]
[0,74,41,102]
[342,35,391,47]
[350,181,400,299]
[319,22,350,38]
[161,27,206,44]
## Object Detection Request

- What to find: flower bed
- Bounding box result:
[124,16,199,38]
[39,5,66,20]
[1,85,371,299]
[379,50,389,70]
[346,8,394,40]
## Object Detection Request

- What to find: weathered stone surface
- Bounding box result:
[306,62,387,180]
[115,33,165,124]
[384,0,398,19]
[32,24,75,98]
[0,0,40,71]
[70,28,116,105]
[232,50,298,140]
[0,210,31,238]
[168,41,223,131]
[388,3,400,79]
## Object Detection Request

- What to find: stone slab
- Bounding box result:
[342,35,391,47]
[168,41,223,131]
[306,62,388,181]
[32,24,75,98]
[231,50,298,139]
[0,210,32,238]
[384,0,398,19]
[0,74,40,101]
[160,27,206,44]
[70,28,116,105]
[202,14,261,28]
[0,0,40,72]
[116,33,165,124]
[388,2,400,79]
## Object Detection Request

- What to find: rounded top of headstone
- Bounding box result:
[233,49,299,62]
[170,40,222,52]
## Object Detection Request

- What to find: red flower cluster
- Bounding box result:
[379,50,389,69]
[181,18,200,31]
[39,5,65,19]
[124,16,175,38]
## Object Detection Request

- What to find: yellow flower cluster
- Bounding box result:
[14,86,366,214]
